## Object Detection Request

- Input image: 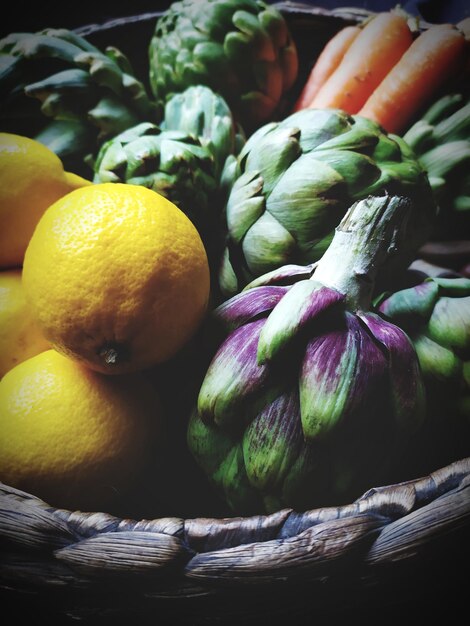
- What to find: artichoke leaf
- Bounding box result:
[37,93,73,119]
[218,247,240,298]
[259,6,290,48]
[402,119,434,153]
[24,68,94,98]
[105,45,135,76]
[428,296,470,354]
[243,391,303,491]
[122,136,161,177]
[187,409,235,479]
[205,1,246,38]
[312,149,380,199]
[232,9,276,62]
[129,174,164,190]
[121,73,157,117]
[192,41,231,79]
[257,280,344,365]
[75,51,127,95]
[421,92,464,125]
[244,126,301,195]
[226,169,264,207]
[299,313,388,441]
[162,84,237,176]
[242,211,296,275]
[358,312,425,434]
[158,136,212,174]
[5,33,83,64]
[220,154,239,193]
[197,319,282,432]
[300,324,358,441]
[433,100,470,143]
[432,276,470,296]
[179,60,212,91]
[219,444,261,515]
[414,334,463,382]
[88,97,141,138]
[267,154,345,243]
[0,53,23,86]
[226,195,265,244]
[224,25,264,66]
[243,262,316,290]
[370,133,403,162]
[313,122,380,155]
[281,442,322,510]
[109,121,159,143]
[215,285,288,331]
[378,280,440,326]
[92,139,128,181]
[371,161,426,192]
[279,108,351,152]
[239,121,278,158]
[41,28,98,53]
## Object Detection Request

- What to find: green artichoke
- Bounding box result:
[0,28,157,174]
[160,84,245,183]
[219,108,437,297]
[148,0,298,133]
[376,267,470,474]
[93,85,243,264]
[188,195,426,515]
[377,271,470,420]
[93,122,214,211]
[93,122,223,261]
[403,92,470,240]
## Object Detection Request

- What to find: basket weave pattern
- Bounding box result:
[1,456,469,589]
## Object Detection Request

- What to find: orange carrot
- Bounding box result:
[292,25,361,112]
[308,12,414,114]
[358,24,467,134]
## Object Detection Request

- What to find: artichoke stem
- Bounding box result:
[313,195,411,311]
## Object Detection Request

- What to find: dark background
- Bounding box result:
[1,0,468,37]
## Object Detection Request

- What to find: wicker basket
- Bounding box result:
[1,4,469,624]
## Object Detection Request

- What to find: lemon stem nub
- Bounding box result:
[99,344,128,366]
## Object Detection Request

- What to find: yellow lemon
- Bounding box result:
[0,269,49,378]
[0,132,91,268]
[22,182,211,374]
[0,349,164,511]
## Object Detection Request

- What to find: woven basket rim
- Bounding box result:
[73,2,438,40]
[1,455,469,590]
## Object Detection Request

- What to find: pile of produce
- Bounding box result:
[0,0,469,519]
[0,28,158,175]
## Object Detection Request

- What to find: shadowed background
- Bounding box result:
[1,0,468,37]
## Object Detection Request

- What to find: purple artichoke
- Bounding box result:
[188,195,426,514]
